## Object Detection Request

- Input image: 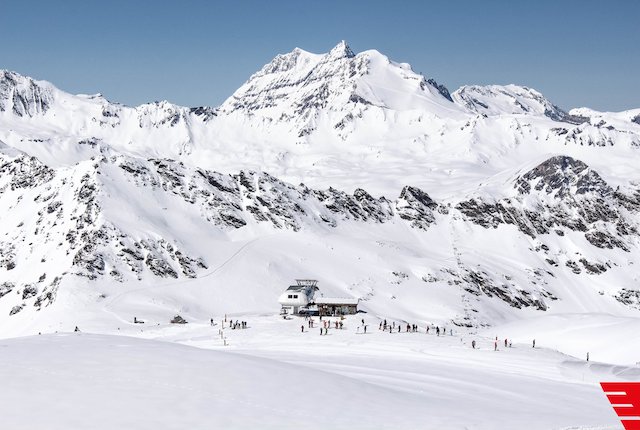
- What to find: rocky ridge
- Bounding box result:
[1,143,638,319]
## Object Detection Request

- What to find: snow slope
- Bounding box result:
[0,42,639,428]
[0,327,634,429]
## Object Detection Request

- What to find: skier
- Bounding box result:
[74,326,80,332]
[472,340,476,349]
[494,340,497,351]
[426,326,430,334]
[210,318,214,326]
[364,325,367,334]
[532,339,536,348]
[504,338,508,348]
[301,325,304,333]
[586,352,589,362]
[379,322,382,330]
[436,327,440,336]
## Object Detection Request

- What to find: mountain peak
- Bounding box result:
[515,155,612,198]
[327,40,355,59]
[0,69,54,117]
[250,47,321,80]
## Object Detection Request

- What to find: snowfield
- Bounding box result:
[1,40,640,429]
[0,322,634,430]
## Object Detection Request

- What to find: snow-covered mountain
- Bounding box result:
[219,40,461,139]
[1,41,640,347]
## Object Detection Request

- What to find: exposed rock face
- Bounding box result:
[514,156,612,198]
[458,268,556,311]
[0,282,14,299]
[0,152,55,191]
[457,156,636,252]
[119,158,399,232]
[395,186,438,230]
[616,289,640,309]
[0,70,53,117]
[426,78,453,102]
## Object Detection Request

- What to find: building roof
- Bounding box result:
[315,297,359,306]
[295,279,318,287]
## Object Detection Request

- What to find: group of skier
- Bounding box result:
[375,319,451,336]
[469,337,526,350]
[427,325,451,336]
[216,317,247,330]
[490,337,514,351]
[228,319,247,329]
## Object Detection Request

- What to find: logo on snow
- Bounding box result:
[601,382,640,430]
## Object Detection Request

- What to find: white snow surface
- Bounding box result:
[0,323,634,430]
[1,41,640,429]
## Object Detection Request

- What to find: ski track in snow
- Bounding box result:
[102,237,261,320]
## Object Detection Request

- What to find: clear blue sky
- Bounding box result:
[1,0,638,111]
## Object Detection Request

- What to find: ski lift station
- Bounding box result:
[278,280,359,316]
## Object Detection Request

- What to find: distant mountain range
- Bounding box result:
[1,41,639,332]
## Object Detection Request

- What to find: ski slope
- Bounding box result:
[0,322,634,430]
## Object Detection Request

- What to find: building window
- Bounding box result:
[293,295,298,298]
[288,295,293,299]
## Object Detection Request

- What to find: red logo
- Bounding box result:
[601,382,640,430]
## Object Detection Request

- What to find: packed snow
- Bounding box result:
[0,322,635,430]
